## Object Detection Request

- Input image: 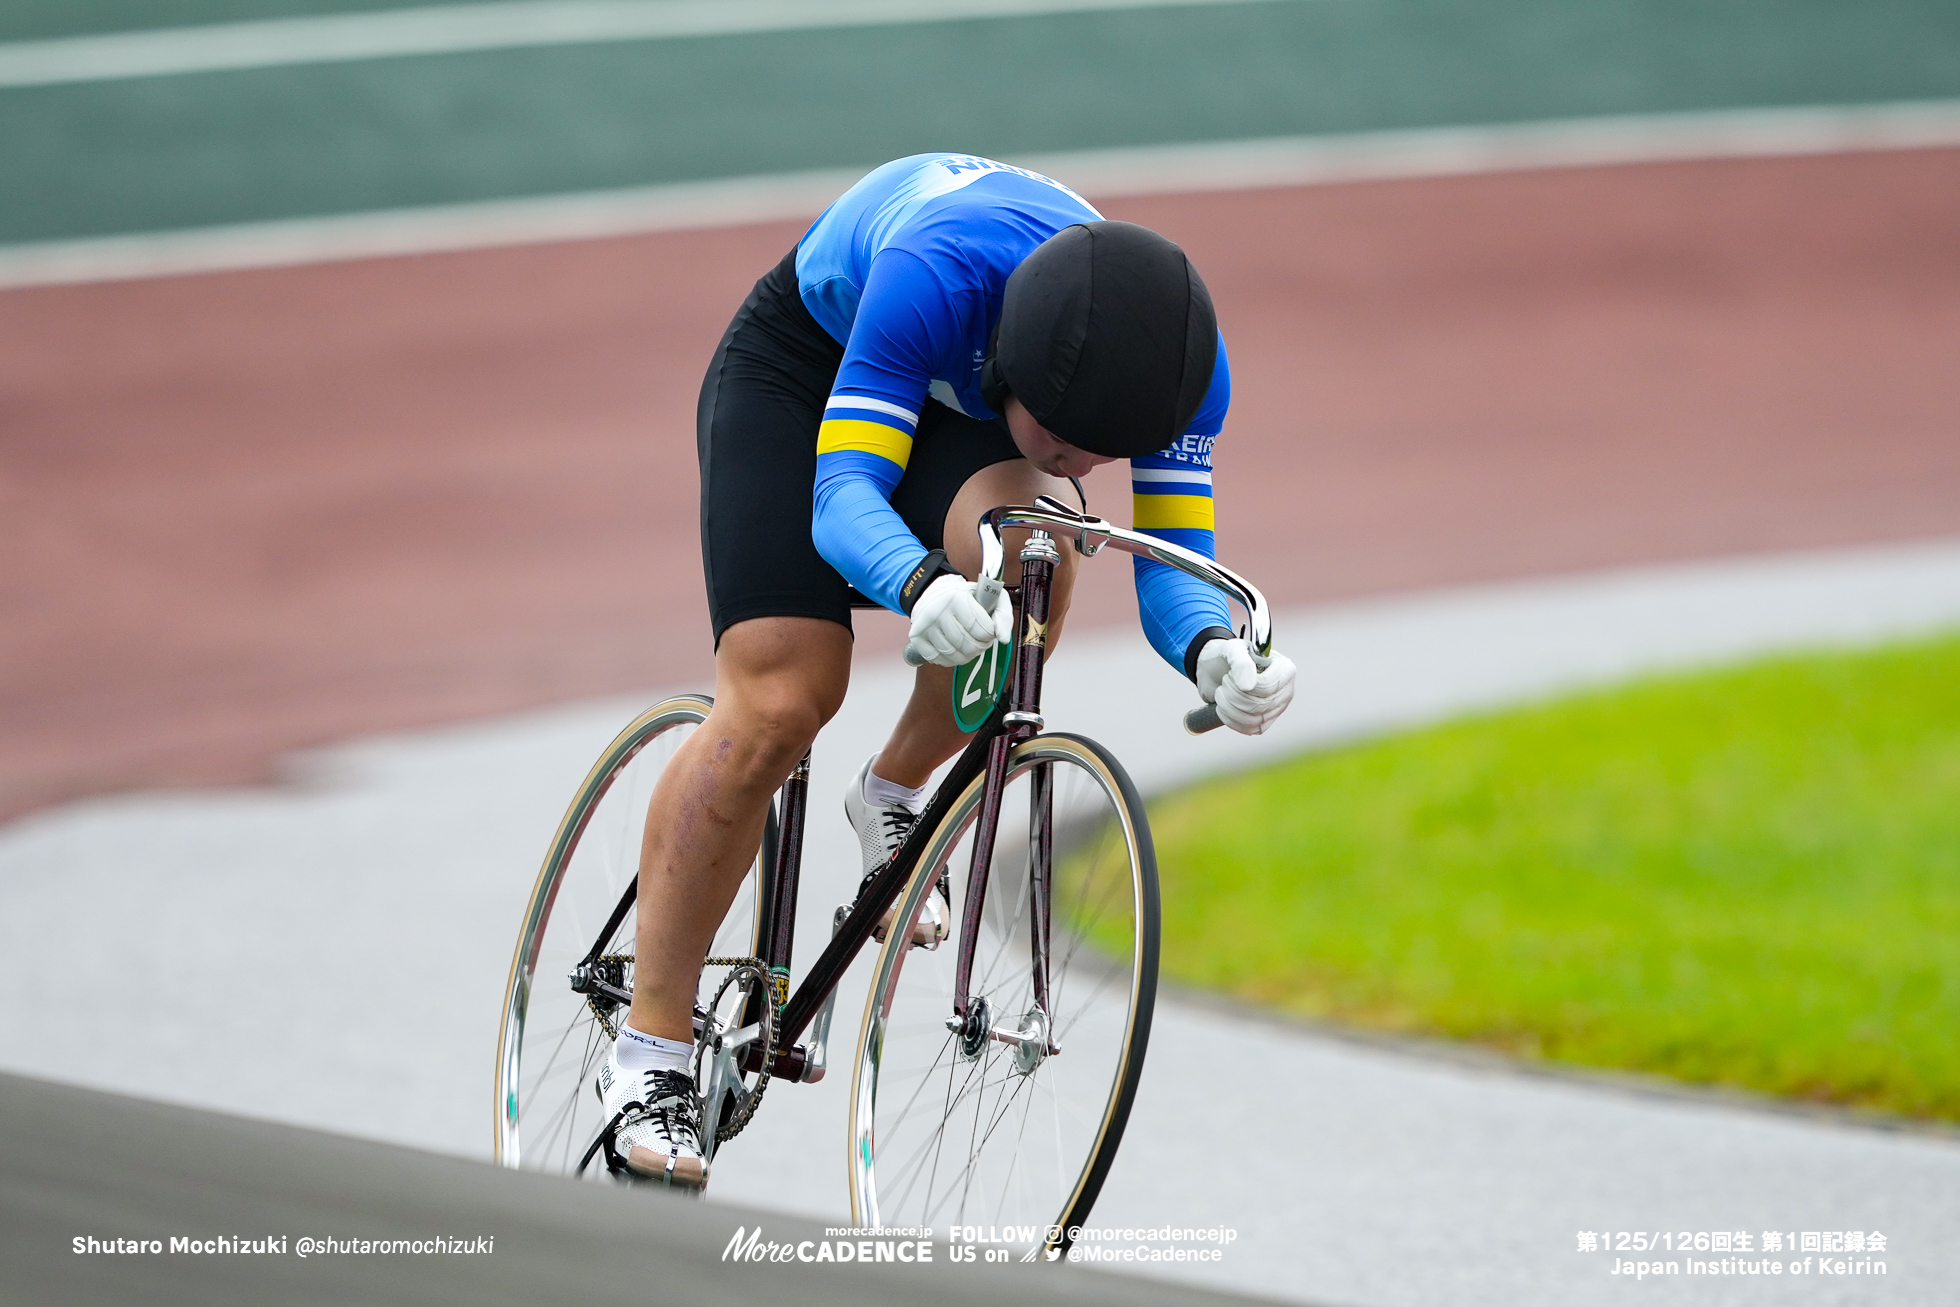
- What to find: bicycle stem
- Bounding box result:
[979,498,1277,737]
[976,497,1274,660]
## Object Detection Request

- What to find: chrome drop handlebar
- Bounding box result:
[977,497,1273,735]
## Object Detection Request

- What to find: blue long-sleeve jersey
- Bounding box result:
[799,153,1232,674]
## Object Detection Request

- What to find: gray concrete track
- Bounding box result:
[1106,1001,1957,1306]
[1,1070,1269,1307]
[3,540,1959,1304]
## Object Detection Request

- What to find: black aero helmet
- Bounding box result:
[981,220,1217,459]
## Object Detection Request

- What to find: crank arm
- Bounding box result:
[796,907,849,1083]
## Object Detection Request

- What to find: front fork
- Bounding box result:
[951,531,1060,1035]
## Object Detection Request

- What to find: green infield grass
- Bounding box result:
[1144,631,1960,1121]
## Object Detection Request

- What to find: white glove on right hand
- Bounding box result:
[904,573,1011,668]
[1196,638,1297,735]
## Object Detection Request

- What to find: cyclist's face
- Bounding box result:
[1004,397,1119,479]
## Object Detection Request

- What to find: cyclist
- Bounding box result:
[596,154,1298,1187]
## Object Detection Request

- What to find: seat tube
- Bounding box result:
[764,750,811,1014]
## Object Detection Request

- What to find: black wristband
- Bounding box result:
[1183,625,1237,683]
[898,549,964,615]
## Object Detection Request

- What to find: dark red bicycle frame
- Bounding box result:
[764,531,1062,1071]
[579,492,1271,1080]
[573,529,1068,1081]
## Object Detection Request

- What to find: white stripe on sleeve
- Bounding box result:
[825,395,920,426]
[1130,467,1213,487]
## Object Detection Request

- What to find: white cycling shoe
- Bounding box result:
[596,1043,710,1189]
[845,758,946,949]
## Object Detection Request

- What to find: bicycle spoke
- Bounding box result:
[523,1021,600,1161]
[883,1039,993,1203]
[934,1057,1040,1228]
[499,697,766,1182]
[518,1002,592,1131]
[855,736,1156,1241]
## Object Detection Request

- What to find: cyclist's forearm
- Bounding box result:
[1130,434,1229,674]
[1134,546,1232,675]
[1131,418,1230,676]
[812,470,929,612]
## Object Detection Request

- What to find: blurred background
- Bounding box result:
[7,0,1958,818]
[3,1,1959,1302]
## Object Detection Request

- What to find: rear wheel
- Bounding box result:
[494,694,771,1175]
[848,733,1158,1253]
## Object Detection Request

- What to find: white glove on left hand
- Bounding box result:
[1195,638,1297,735]
[904,573,1012,667]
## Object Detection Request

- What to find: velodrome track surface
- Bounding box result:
[7,3,1960,1300]
[6,147,1960,822]
[1,1071,1273,1307]
[6,173,1960,1300]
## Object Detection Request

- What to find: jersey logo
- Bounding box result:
[923,156,1098,212]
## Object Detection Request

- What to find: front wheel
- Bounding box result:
[848,733,1159,1252]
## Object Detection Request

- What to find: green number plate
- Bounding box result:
[952,638,1010,733]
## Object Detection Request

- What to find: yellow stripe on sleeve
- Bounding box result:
[817,418,913,469]
[1132,492,1215,532]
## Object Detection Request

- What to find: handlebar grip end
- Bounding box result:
[1184,703,1223,735]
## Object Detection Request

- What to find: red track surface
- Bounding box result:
[3,148,1958,821]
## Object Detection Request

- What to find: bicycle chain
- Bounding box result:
[582,953,778,1143]
[700,956,776,1144]
[586,954,632,1040]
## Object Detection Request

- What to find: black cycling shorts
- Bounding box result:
[697,247,1022,644]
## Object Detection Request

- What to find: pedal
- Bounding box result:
[891,878,948,950]
[848,875,947,950]
[905,903,946,950]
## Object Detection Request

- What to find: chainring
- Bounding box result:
[696,956,778,1145]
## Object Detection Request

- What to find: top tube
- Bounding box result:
[976,496,1273,659]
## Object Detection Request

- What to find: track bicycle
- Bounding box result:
[494,496,1274,1255]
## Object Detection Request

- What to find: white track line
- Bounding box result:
[4,100,1958,291]
[0,0,1298,88]
[0,168,867,290]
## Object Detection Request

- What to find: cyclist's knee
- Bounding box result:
[710,616,849,775]
[943,460,1075,579]
[731,685,831,758]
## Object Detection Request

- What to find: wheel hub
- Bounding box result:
[1009,1007,1050,1076]
[954,997,992,1061]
